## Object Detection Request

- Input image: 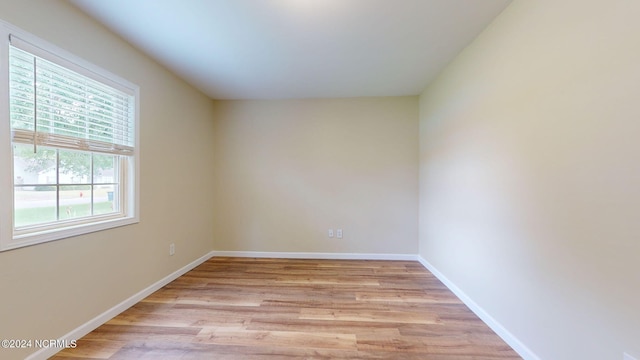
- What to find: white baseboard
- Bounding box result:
[212,250,418,261]
[416,255,540,360]
[26,250,216,360]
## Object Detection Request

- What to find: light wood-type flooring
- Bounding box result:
[51,257,521,359]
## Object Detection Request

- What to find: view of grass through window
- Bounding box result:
[13,144,120,228]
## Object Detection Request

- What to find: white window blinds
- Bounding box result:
[9,36,135,155]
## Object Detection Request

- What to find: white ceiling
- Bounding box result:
[69,0,511,100]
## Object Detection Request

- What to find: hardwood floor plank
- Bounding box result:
[355,289,462,304]
[50,258,521,359]
[246,318,404,335]
[108,341,363,360]
[195,327,358,350]
[81,324,200,342]
[299,308,440,324]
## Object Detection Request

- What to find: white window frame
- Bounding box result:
[0,20,140,252]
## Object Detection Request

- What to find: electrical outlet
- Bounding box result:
[328,229,334,238]
[624,353,638,360]
[169,243,175,256]
[337,229,343,239]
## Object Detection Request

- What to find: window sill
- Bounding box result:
[1,215,139,252]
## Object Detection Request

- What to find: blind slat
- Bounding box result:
[9,34,135,96]
[8,45,136,155]
[11,129,134,156]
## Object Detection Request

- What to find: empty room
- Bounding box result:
[0,0,638,359]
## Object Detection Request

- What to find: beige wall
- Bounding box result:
[0,1,216,359]
[212,98,418,255]
[419,0,640,359]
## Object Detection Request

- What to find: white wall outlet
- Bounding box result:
[337,229,343,239]
[624,353,638,360]
[328,229,334,238]
[169,243,175,256]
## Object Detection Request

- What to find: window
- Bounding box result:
[0,20,139,251]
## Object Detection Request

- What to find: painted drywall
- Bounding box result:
[0,1,216,359]
[212,98,418,255]
[419,0,640,359]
